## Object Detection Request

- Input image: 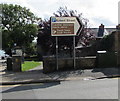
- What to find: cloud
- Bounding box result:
[1,0,26,4]
[92,17,116,27]
[19,0,41,17]
[118,1,120,24]
[1,0,119,27]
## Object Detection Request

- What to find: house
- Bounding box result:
[91,27,116,38]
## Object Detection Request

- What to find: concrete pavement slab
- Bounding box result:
[0,63,120,85]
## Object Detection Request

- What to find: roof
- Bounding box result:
[91,28,116,37]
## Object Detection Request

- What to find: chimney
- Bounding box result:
[116,24,120,30]
[97,24,104,37]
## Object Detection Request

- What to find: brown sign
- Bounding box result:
[52,23,74,35]
[51,17,83,36]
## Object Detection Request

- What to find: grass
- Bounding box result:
[22,61,41,71]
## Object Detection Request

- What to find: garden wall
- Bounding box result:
[43,56,96,73]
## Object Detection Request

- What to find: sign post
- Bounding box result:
[51,17,83,70]
[56,36,59,70]
[73,36,76,69]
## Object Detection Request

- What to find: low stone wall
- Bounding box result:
[76,57,96,69]
[43,56,96,73]
[43,52,118,73]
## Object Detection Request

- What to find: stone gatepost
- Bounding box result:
[117,31,120,67]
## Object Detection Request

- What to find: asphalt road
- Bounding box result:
[1,78,118,99]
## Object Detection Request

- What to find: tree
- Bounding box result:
[1,4,38,56]
[37,7,96,57]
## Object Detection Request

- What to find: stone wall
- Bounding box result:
[43,28,120,73]
[43,56,96,73]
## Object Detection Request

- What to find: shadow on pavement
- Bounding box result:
[91,67,119,76]
[47,69,84,80]
[2,67,85,82]
[2,81,60,93]
[2,69,46,81]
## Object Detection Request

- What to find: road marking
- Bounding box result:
[0,84,21,88]
[0,83,44,88]
[112,77,120,79]
[83,77,95,81]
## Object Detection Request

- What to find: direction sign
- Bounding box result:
[51,17,83,36]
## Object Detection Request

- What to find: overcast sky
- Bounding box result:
[1,0,119,28]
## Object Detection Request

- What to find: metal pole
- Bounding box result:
[56,37,59,70]
[73,36,76,69]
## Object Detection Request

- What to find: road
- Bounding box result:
[1,78,118,99]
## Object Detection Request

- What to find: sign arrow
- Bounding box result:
[51,17,83,36]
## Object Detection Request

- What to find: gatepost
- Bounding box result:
[12,46,22,72]
[116,24,120,67]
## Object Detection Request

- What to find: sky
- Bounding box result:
[0,0,119,28]
[0,50,5,56]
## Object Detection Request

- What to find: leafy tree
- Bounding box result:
[1,4,38,56]
[37,7,96,57]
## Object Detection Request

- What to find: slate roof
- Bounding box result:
[91,28,116,37]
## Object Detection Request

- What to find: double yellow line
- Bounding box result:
[0,83,43,88]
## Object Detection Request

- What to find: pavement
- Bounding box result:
[0,60,120,85]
